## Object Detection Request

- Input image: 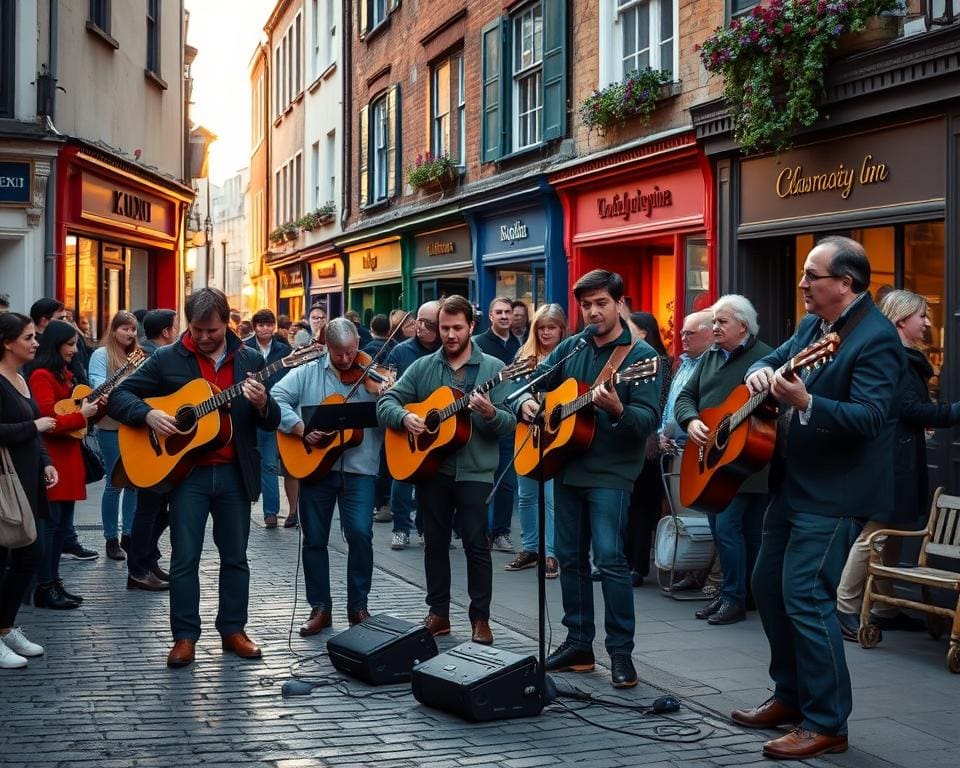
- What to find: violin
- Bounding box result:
[331,350,395,394]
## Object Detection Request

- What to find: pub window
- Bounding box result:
[358,85,399,206]
[613,0,676,80]
[0,0,14,118]
[431,53,464,165]
[146,0,160,75]
[90,0,110,35]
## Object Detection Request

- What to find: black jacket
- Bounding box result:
[886,347,960,526]
[108,331,281,502]
[472,327,520,366]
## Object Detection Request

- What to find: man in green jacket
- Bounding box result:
[377,295,516,646]
[674,294,772,626]
[515,270,660,688]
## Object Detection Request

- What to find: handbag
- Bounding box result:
[81,437,105,484]
[0,446,37,548]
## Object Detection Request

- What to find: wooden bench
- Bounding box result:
[859,487,960,672]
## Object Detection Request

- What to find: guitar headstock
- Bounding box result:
[502,356,537,382]
[127,349,147,367]
[617,355,660,386]
[282,339,325,368]
[791,332,840,375]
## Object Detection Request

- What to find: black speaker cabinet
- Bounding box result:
[326,614,438,685]
[411,642,545,721]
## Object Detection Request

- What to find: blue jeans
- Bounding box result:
[554,482,634,654]
[517,474,555,557]
[168,464,251,641]
[488,435,516,537]
[707,493,767,607]
[299,471,374,613]
[97,429,136,539]
[752,501,854,736]
[257,428,280,518]
[38,501,75,584]
[391,480,422,535]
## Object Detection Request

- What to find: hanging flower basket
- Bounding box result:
[407,152,457,195]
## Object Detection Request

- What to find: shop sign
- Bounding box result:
[482,209,546,258]
[427,241,456,256]
[111,190,153,222]
[499,220,529,244]
[741,118,945,227]
[414,225,472,269]
[362,253,378,270]
[596,185,674,222]
[348,242,402,283]
[0,161,31,205]
[311,260,338,281]
[80,172,174,238]
[278,267,303,290]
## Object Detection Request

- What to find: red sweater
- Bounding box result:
[181,333,237,465]
[28,368,87,502]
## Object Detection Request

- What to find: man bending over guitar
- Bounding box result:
[514,270,660,689]
[109,288,281,669]
[377,295,517,646]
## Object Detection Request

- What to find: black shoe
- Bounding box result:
[545,641,596,673]
[55,580,84,604]
[871,611,926,632]
[150,565,170,582]
[707,600,746,625]
[837,611,859,642]
[695,596,722,620]
[105,538,126,561]
[120,534,132,553]
[34,583,80,610]
[610,654,638,689]
[504,551,539,571]
[630,570,644,588]
[61,542,99,561]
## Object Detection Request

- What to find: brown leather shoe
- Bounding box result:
[220,631,262,659]
[127,572,170,591]
[348,609,371,626]
[471,618,494,645]
[763,728,848,759]
[264,515,278,528]
[422,613,450,637]
[283,512,298,528]
[167,639,195,668]
[731,696,803,729]
[299,608,332,637]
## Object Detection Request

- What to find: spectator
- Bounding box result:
[362,314,393,358]
[0,293,10,313]
[344,309,372,347]
[511,301,530,342]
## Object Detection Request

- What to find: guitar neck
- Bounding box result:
[87,360,134,401]
[193,360,280,417]
[438,372,503,421]
[560,371,619,421]
[728,358,796,433]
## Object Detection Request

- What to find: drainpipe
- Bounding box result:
[43,0,59,297]
[341,0,353,226]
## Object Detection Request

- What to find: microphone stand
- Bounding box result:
[532,396,557,706]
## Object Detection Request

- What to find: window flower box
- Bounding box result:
[578,68,674,135]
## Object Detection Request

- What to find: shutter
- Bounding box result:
[359,0,368,38]
[541,0,567,141]
[480,19,504,163]
[359,105,369,206]
[386,83,401,197]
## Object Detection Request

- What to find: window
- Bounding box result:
[294,152,303,219]
[0,0,14,118]
[312,0,320,78]
[371,0,387,29]
[359,0,399,38]
[326,131,336,204]
[274,46,282,118]
[481,0,566,162]
[90,0,110,34]
[616,1,674,78]
[358,85,400,206]
[312,142,321,209]
[730,0,759,17]
[274,14,303,117]
[431,53,465,164]
[326,0,336,66]
[252,70,264,148]
[146,0,160,75]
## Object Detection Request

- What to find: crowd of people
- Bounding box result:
[0,235,951,760]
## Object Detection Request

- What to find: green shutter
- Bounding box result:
[481,19,504,163]
[386,84,400,197]
[359,105,369,206]
[541,0,567,141]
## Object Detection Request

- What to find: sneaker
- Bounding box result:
[1,628,43,658]
[391,531,409,550]
[374,505,393,523]
[0,642,27,669]
[490,534,514,552]
[505,551,538,571]
[61,542,98,561]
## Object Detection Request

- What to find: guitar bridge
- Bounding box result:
[148,428,162,457]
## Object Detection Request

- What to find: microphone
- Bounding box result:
[583,324,598,337]
[504,336,589,403]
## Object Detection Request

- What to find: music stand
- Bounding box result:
[303,401,380,433]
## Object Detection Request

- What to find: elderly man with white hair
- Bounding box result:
[673,295,772,626]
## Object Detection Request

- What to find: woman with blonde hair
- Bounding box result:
[505,303,567,578]
[88,311,141,561]
[836,289,960,639]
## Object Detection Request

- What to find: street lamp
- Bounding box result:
[204,179,213,282]
[221,238,228,294]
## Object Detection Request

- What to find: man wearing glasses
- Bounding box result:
[737,236,904,759]
[384,301,441,548]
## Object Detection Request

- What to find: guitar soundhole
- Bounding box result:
[416,431,438,453]
[174,406,197,434]
[423,410,441,433]
[715,418,731,451]
[547,406,563,433]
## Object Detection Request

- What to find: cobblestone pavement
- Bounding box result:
[1,488,951,767]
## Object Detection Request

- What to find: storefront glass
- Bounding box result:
[494,268,544,311]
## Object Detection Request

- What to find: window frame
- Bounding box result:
[603,0,678,86]
[146,0,161,76]
[371,95,389,202]
[0,0,15,118]
[89,0,110,34]
[511,3,544,152]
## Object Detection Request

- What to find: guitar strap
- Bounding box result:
[592,340,634,388]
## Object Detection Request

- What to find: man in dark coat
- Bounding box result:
[109,288,281,669]
[736,236,905,760]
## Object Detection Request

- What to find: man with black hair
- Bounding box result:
[514,269,660,689]
[29,298,66,335]
[110,288,281,668]
[0,293,10,313]
[511,300,529,342]
[361,314,393,358]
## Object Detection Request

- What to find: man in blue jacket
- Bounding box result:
[738,236,904,759]
[245,309,292,528]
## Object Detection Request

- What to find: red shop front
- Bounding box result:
[550,132,716,354]
[55,142,193,340]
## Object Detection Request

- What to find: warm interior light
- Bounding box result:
[66,235,78,247]
[185,247,197,272]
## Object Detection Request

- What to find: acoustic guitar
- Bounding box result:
[513,356,660,480]
[117,341,323,490]
[54,349,147,439]
[385,356,535,482]
[679,332,841,514]
[276,352,395,482]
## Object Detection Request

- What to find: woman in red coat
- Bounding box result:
[26,320,99,609]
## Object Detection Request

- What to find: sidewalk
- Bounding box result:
[0,483,953,767]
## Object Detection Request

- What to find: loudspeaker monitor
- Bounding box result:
[411,642,545,721]
[326,614,438,685]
